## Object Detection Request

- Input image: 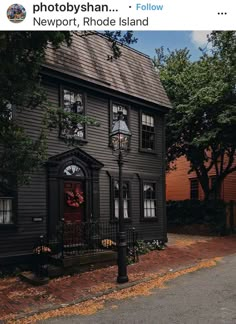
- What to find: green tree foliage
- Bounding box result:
[0,31,137,188]
[154,31,236,200]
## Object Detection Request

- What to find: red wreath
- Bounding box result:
[66,189,84,208]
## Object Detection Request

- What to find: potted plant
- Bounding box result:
[33,242,51,278]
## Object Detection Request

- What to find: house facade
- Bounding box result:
[166,156,236,201]
[0,33,171,263]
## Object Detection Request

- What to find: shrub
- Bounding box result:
[135,240,165,256]
[167,200,226,235]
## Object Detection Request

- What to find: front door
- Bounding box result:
[64,181,84,223]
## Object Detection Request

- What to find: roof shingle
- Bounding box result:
[45,33,171,109]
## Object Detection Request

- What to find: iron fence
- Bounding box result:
[61,220,118,257]
[126,227,139,263]
[34,220,139,263]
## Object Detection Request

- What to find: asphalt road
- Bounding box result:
[42,254,236,324]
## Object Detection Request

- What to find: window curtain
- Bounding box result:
[144,199,156,217]
[0,198,12,224]
[144,184,156,217]
[115,198,128,218]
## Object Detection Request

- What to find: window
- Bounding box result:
[0,198,14,224]
[2,101,13,120]
[141,112,156,151]
[111,103,128,128]
[143,183,157,218]
[0,177,15,225]
[113,180,130,220]
[110,102,130,148]
[61,88,85,139]
[63,164,84,177]
[190,179,199,199]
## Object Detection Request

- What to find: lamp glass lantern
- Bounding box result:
[110,112,131,151]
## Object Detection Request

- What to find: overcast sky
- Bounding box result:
[131,31,211,61]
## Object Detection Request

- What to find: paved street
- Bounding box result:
[42,254,236,324]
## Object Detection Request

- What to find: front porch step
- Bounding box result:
[48,250,117,278]
[19,271,50,286]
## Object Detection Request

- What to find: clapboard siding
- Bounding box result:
[166,156,236,202]
[0,168,47,257]
[1,73,168,261]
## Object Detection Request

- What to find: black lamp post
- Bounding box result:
[110,111,131,284]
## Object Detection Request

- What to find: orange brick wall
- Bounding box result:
[166,156,236,202]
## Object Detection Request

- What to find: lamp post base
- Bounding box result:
[117,231,129,284]
[117,275,129,284]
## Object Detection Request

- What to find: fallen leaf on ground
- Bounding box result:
[7,257,221,324]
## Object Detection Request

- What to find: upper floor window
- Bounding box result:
[112,103,129,128]
[110,102,130,148]
[190,178,199,199]
[61,88,85,140]
[141,112,156,152]
[143,183,157,218]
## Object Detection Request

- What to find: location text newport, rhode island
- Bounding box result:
[33,2,110,14]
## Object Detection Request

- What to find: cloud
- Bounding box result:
[191,31,212,48]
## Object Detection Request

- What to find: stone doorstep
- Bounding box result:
[62,250,117,268]
[19,272,50,286]
[20,250,118,283]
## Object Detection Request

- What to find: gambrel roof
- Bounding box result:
[45,32,171,110]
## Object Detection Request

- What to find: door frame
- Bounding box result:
[46,148,103,239]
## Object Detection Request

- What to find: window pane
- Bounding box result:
[115,198,119,218]
[141,113,155,150]
[143,183,156,218]
[63,90,72,112]
[113,180,129,218]
[124,199,128,219]
[63,165,84,177]
[142,114,146,125]
[0,198,13,224]
[190,179,199,199]
[63,89,84,139]
[112,104,128,127]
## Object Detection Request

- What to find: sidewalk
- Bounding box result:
[1,234,236,323]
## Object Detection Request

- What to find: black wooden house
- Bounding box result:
[0,33,171,264]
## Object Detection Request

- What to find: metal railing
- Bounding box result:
[61,220,118,257]
[34,220,139,263]
[126,227,139,263]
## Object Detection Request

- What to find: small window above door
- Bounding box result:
[63,164,84,177]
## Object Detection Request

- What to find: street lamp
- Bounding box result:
[110,111,131,284]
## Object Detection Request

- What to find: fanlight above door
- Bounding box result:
[63,164,84,177]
